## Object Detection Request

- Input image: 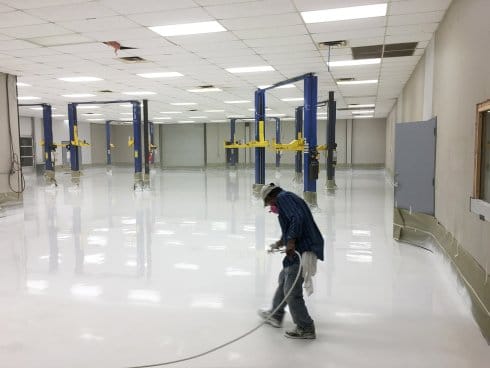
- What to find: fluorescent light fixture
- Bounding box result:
[211,119,227,123]
[77,105,99,109]
[153,117,171,120]
[30,107,56,111]
[189,116,207,119]
[268,113,286,117]
[160,111,183,114]
[337,80,378,85]
[178,120,195,123]
[258,83,295,89]
[18,96,40,100]
[17,82,31,87]
[226,65,274,73]
[86,118,105,121]
[122,91,156,96]
[187,87,222,93]
[348,104,375,108]
[317,112,328,115]
[52,114,65,117]
[119,104,132,108]
[58,76,103,82]
[224,100,250,104]
[301,3,387,23]
[328,58,381,67]
[248,108,271,111]
[83,113,103,116]
[354,115,374,118]
[204,109,225,112]
[120,112,133,115]
[352,109,375,114]
[137,72,183,78]
[227,115,245,118]
[62,93,96,98]
[281,97,304,102]
[170,102,197,106]
[150,21,226,37]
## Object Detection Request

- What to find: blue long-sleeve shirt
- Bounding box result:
[275,190,324,267]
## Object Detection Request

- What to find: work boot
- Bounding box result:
[284,325,316,339]
[257,310,282,328]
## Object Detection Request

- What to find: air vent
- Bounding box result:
[352,42,418,59]
[318,40,348,49]
[188,109,198,112]
[98,90,113,93]
[337,78,355,82]
[199,85,215,89]
[118,56,147,63]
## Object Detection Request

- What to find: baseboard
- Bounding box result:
[394,208,490,344]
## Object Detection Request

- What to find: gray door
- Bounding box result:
[394,117,436,215]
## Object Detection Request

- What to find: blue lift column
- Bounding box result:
[274,117,281,169]
[253,89,266,197]
[303,75,319,206]
[326,91,337,189]
[132,101,143,188]
[105,120,112,166]
[294,106,303,183]
[68,103,81,184]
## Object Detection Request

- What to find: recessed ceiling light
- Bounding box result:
[83,113,103,116]
[248,108,271,111]
[160,111,183,114]
[188,116,207,119]
[153,117,171,120]
[77,105,100,109]
[62,93,96,98]
[119,104,133,108]
[224,100,250,104]
[226,66,275,73]
[268,113,286,117]
[354,115,374,119]
[204,109,225,113]
[352,110,375,114]
[17,82,31,87]
[122,91,156,96]
[58,76,103,82]
[170,102,197,106]
[301,3,387,23]
[178,120,195,123]
[227,115,245,118]
[52,114,65,117]
[29,107,57,111]
[337,80,378,85]
[281,97,304,102]
[328,58,381,67]
[137,72,183,78]
[18,96,41,100]
[211,120,227,123]
[149,21,226,37]
[348,104,375,108]
[187,87,222,93]
[120,112,133,115]
[258,83,295,89]
[317,112,328,115]
[86,118,105,121]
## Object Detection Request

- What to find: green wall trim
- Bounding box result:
[394,208,490,344]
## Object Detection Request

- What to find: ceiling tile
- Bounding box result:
[25,2,117,21]
[0,11,47,28]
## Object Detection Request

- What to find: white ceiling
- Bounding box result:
[0,0,452,124]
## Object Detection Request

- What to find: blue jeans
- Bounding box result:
[271,263,314,329]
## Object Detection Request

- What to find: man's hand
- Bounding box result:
[285,239,296,257]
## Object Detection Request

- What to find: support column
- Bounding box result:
[42,104,56,184]
[274,117,281,169]
[68,103,81,184]
[149,121,155,164]
[105,121,111,166]
[253,89,266,197]
[326,91,337,189]
[132,101,143,188]
[303,75,318,206]
[227,118,237,168]
[294,106,303,183]
[142,99,150,188]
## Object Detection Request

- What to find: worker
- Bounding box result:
[258,183,324,339]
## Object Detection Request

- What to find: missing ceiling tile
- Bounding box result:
[118,56,147,63]
[352,42,418,59]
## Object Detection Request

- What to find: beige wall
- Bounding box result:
[386,0,490,268]
[432,0,490,267]
[352,118,386,165]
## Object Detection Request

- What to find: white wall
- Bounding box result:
[352,118,386,165]
[385,0,490,268]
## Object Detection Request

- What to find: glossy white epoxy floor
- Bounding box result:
[1,167,489,368]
